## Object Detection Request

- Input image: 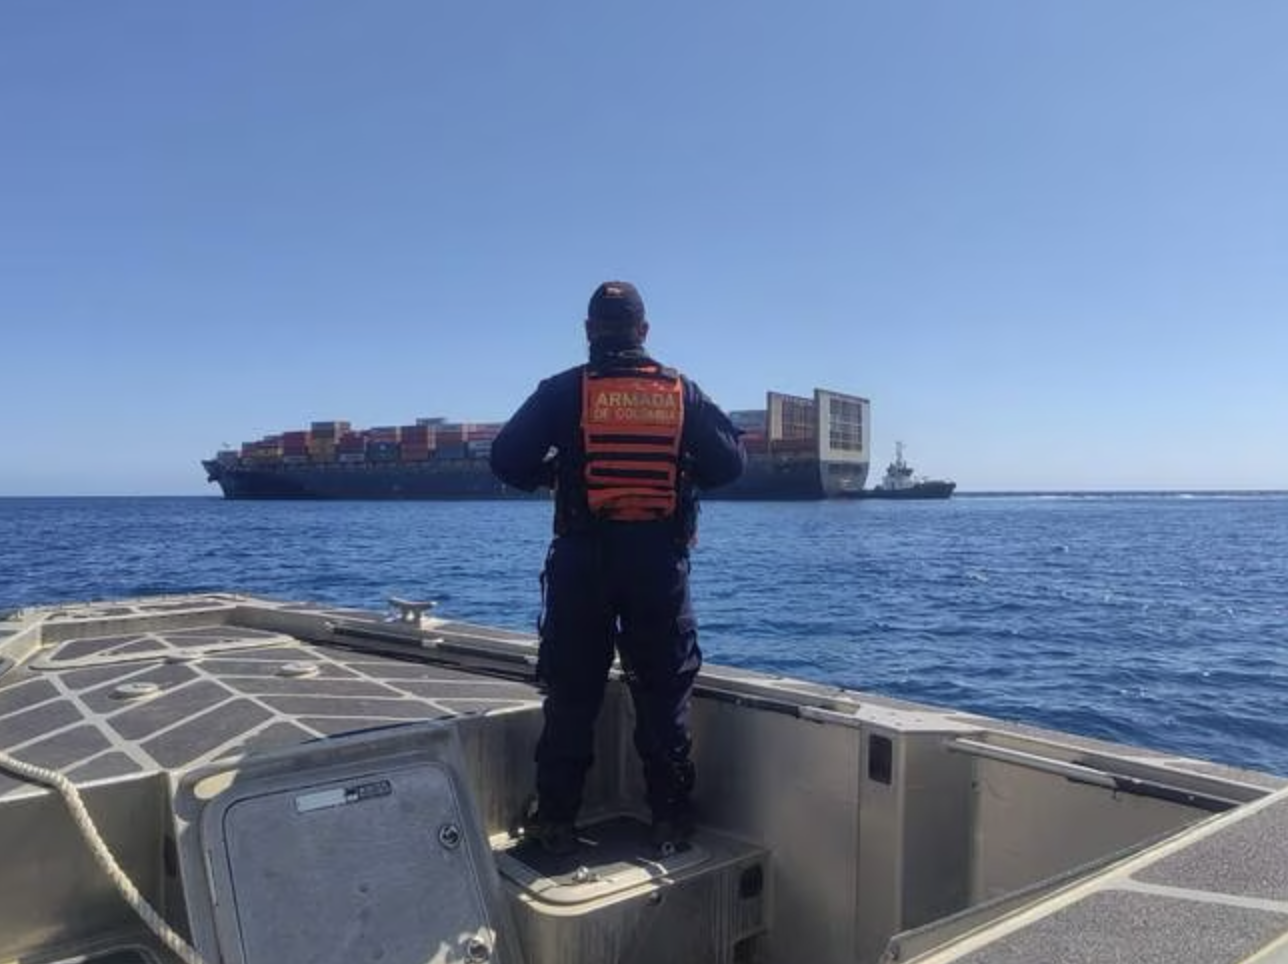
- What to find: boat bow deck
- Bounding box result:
[2,594,1287,964]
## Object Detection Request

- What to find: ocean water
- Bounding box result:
[3,494,1287,776]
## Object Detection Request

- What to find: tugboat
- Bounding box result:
[857,442,956,499]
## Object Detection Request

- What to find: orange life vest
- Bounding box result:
[581,365,685,521]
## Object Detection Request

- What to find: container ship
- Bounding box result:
[203,388,871,501]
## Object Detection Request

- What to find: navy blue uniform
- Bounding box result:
[491,348,745,828]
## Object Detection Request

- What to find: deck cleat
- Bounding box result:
[386,596,437,625]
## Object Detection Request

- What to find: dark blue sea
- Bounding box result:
[4,495,1287,776]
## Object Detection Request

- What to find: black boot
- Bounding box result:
[532,818,579,856]
[645,756,696,856]
[516,793,580,856]
[649,802,695,856]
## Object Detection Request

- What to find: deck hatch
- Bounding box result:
[175,722,523,964]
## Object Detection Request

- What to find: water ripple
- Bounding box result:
[3,493,1287,775]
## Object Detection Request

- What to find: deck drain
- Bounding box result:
[277,661,321,678]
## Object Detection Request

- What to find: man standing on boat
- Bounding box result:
[490,280,745,855]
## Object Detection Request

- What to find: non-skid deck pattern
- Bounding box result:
[898,788,1288,964]
[948,889,1288,964]
[0,596,543,799]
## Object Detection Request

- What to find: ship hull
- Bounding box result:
[846,480,956,500]
[705,455,868,501]
[204,459,544,501]
[204,456,869,502]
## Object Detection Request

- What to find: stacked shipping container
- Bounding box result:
[308,421,348,464]
[235,402,829,465]
[231,418,508,466]
[281,431,309,465]
[241,437,282,461]
[731,394,824,455]
[219,391,866,485]
[400,423,435,461]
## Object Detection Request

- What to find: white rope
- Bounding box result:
[0,748,211,964]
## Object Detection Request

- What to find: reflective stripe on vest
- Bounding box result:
[581,366,685,521]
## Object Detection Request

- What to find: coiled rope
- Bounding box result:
[0,748,210,964]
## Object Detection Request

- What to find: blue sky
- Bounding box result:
[2,1,1285,495]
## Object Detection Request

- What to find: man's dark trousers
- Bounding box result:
[534,522,700,825]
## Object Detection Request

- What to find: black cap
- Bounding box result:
[587,281,646,327]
